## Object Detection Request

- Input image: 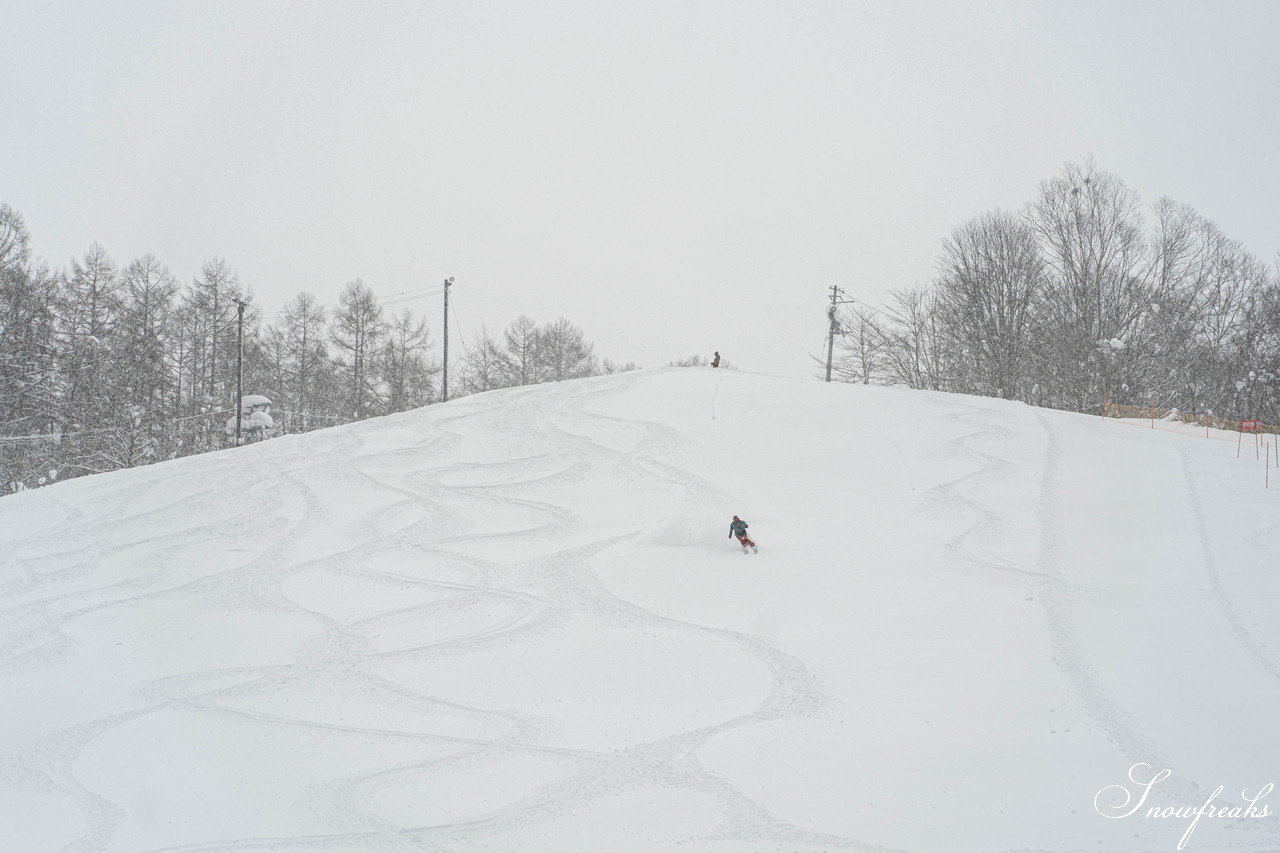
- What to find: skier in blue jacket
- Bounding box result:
[729,516,757,553]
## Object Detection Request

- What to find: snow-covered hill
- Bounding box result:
[3,368,1279,852]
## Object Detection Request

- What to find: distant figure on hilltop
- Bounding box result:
[729,515,757,554]
[712,351,721,368]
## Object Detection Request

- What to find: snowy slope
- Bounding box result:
[3,368,1279,853]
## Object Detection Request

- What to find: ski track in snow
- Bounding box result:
[1175,443,1280,688]
[1,374,881,853]
[1032,408,1280,847]
[1031,409,1172,775]
[7,372,1280,852]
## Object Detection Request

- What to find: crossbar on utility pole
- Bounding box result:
[441,277,454,401]
[234,298,245,446]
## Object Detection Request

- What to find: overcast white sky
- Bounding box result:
[3,0,1277,378]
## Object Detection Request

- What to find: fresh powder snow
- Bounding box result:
[2,368,1279,851]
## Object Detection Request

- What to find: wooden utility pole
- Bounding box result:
[441,277,454,401]
[234,299,245,446]
[825,285,855,383]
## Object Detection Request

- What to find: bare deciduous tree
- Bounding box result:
[461,326,509,395]
[383,308,438,412]
[1029,159,1149,407]
[277,292,334,429]
[829,307,887,385]
[539,317,596,381]
[502,315,544,386]
[331,279,385,419]
[878,287,945,390]
[933,210,1043,398]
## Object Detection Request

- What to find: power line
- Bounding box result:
[378,284,442,301]
[252,286,447,326]
[379,287,445,307]
[450,298,467,353]
[0,423,142,443]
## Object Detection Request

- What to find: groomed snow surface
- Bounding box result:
[3,368,1279,852]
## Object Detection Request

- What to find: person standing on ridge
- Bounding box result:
[729,515,757,553]
[712,351,721,368]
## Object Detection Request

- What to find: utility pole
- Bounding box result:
[825,285,856,383]
[234,298,245,446]
[441,277,454,402]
